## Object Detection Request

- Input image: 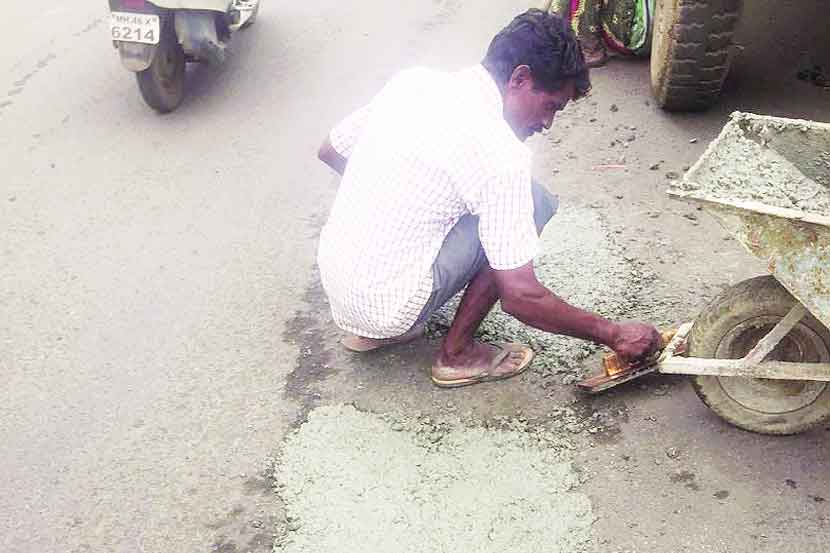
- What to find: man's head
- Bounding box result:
[483,9,590,141]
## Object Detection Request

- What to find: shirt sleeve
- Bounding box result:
[329,103,373,159]
[465,164,539,271]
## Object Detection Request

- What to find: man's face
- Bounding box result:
[503,66,576,142]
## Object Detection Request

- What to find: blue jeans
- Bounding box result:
[412,181,559,326]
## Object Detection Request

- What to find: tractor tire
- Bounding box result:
[688,276,830,435]
[650,0,742,111]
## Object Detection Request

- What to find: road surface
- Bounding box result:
[2,1,828,552]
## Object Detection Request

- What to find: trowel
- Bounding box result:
[576,323,693,393]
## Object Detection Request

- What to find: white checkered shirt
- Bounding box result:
[318,65,538,338]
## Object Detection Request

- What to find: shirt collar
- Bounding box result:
[469,64,504,116]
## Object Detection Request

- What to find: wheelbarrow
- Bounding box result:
[581,112,830,435]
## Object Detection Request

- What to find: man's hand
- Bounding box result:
[492,264,663,363]
[608,322,662,366]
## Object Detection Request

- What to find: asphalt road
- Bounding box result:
[2,1,829,552]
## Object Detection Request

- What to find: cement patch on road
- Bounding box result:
[274,404,593,553]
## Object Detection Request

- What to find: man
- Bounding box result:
[317,9,661,388]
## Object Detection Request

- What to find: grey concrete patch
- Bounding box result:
[274,404,594,553]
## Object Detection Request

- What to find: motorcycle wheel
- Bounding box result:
[136,26,185,113]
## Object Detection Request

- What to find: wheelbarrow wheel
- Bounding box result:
[689,275,830,435]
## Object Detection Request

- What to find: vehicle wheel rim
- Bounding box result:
[715,316,830,414]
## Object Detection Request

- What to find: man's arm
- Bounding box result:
[318,102,374,176]
[318,136,347,176]
[493,262,660,363]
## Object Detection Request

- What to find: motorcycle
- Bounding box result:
[108,0,260,113]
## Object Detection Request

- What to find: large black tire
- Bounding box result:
[136,24,185,113]
[650,0,742,111]
[689,276,830,435]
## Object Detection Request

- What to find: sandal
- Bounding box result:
[431,343,535,388]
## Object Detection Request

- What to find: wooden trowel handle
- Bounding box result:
[602,330,678,376]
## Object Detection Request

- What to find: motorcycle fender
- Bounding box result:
[175,11,226,64]
[144,0,230,11]
[117,41,157,72]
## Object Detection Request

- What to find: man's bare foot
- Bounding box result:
[431,341,534,388]
[341,324,425,352]
[580,36,608,68]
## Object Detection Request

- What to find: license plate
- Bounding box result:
[110,12,160,45]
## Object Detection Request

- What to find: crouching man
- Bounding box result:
[317,9,661,388]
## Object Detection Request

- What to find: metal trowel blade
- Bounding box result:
[576,364,660,394]
[576,323,693,394]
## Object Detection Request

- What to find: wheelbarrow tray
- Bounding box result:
[658,112,830,386]
[579,114,830,429]
[668,112,830,330]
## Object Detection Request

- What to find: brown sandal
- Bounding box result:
[431,343,535,388]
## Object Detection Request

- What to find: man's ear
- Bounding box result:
[508,65,533,91]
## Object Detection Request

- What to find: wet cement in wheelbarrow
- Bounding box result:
[676,114,830,214]
[273,404,594,553]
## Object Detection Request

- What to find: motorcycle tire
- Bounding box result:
[136,25,185,113]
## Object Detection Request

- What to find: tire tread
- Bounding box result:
[651,0,743,111]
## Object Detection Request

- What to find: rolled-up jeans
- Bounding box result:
[412,181,559,327]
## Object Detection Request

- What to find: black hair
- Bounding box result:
[482,9,591,98]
